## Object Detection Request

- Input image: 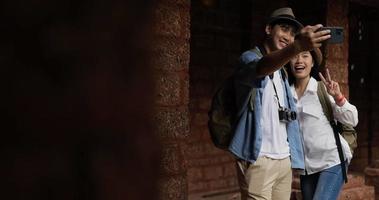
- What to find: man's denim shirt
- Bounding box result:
[228,46,305,170]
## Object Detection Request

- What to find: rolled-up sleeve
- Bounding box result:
[330,95,359,127]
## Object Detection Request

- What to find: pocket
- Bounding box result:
[249,156,268,170]
[302,104,322,119]
[237,159,251,172]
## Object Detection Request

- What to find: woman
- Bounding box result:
[287,49,358,200]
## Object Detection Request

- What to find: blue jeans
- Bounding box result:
[300,163,346,200]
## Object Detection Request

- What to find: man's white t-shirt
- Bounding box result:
[259,70,290,159]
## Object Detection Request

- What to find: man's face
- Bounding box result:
[265,23,297,51]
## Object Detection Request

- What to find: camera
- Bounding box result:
[278,107,297,123]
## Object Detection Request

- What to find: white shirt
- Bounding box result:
[259,70,290,159]
[291,77,358,175]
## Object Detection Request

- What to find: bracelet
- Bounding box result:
[335,94,346,105]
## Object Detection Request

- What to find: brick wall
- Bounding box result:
[188,1,249,196]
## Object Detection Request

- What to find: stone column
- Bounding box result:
[152,0,191,200]
[324,0,350,97]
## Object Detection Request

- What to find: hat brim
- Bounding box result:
[267,16,303,30]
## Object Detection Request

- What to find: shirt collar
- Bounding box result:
[291,77,318,101]
[307,77,318,93]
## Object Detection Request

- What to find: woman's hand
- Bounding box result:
[319,68,345,106]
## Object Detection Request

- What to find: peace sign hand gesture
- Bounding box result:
[319,68,343,100]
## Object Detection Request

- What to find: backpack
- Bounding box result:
[208,49,261,150]
[317,81,358,155]
[208,77,256,150]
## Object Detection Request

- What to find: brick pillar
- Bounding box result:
[152,0,191,199]
[324,0,350,97]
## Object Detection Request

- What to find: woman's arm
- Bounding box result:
[328,94,359,127]
[319,69,359,126]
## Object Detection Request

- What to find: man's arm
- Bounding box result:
[255,43,299,78]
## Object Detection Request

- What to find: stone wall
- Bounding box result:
[151,0,191,199]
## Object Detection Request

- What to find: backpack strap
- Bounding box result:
[248,88,257,111]
[317,81,348,183]
[317,81,333,121]
[249,47,263,58]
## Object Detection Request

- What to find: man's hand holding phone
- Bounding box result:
[294,24,331,52]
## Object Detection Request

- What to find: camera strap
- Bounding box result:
[269,69,292,110]
[257,45,292,110]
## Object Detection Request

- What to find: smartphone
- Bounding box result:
[319,26,344,44]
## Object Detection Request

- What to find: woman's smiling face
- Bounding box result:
[290,51,314,80]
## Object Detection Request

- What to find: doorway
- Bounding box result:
[348,2,379,172]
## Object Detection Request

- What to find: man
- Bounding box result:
[228,7,331,200]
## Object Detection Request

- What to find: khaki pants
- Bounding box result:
[236,156,292,200]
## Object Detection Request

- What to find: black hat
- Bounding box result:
[267,7,303,31]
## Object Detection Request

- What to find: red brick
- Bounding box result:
[203,166,223,180]
[153,107,190,140]
[191,113,209,126]
[188,125,207,141]
[158,175,187,200]
[343,174,365,189]
[223,163,237,177]
[186,157,216,168]
[328,42,349,59]
[152,37,190,72]
[154,72,188,106]
[226,177,239,187]
[160,143,186,175]
[183,142,206,160]
[339,186,375,200]
[153,4,190,38]
[188,181,206,193]
[208,179,229,190]
[326,0,349,26]
[220,154,235,163]
[187,168,203,182]
[325,0,349,93]
[322,59,348,84]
